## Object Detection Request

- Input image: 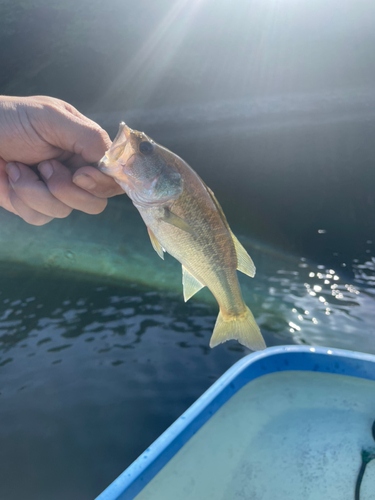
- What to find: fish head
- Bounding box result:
[99,122,183,208]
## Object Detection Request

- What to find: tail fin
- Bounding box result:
[209,306,266,351]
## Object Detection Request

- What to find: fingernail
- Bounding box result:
[38,161,54,180]
[6,162,20,183]
[73,174,97,190]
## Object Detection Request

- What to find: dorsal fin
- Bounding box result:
[205,186,231,231]
[205,186,256,278]
[182,266,205,302]
[147,227,165,260]
[231,232,256,277]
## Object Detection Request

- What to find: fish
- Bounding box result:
[99,122,266,351]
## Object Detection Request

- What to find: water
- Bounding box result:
[136,371,375,500]
[1,199,374,353]
[0,269,258,500]
[0,202,374,499]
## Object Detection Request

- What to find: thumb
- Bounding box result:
[36,106,112,164]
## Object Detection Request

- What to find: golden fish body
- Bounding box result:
[99,123,266,351]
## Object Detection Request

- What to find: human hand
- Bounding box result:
[0,95,124,225]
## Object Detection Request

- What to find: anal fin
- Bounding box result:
[231,232,256,278]
[182,265,204,302]
[147,227,165,260]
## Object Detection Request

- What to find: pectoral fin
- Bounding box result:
[182,266,205,302]
[161,208,195,235]
[231,232,256,278]
[147,227,165,260]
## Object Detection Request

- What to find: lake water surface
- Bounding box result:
[0,199,374,498]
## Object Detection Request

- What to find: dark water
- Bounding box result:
[0,267,283,500]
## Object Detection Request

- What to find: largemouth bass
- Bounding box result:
[99,123,266,351]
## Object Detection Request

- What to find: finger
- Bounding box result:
[38,160,108,214]
[5,162,73,218]
[8,186,53,226]
[62,153,89,171]
[48,151,94,172]
[73,166,124,198]
[0,158,18,215]
[34,105,111,163]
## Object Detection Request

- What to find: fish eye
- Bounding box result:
[139,141,154,155]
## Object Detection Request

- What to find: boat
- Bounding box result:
[96,346,375,500]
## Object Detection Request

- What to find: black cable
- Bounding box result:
[355,452,372,500]
[354,419,375,500]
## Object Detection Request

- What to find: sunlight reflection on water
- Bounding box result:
[230,235,375,353]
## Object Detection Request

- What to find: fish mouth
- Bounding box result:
[98,122,133,174]
[98,153,121,177]
[114,121,132,142]
[98,152,136,181]
[97,156,110,174]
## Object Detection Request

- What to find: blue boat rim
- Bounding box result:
[96,345,375,500]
